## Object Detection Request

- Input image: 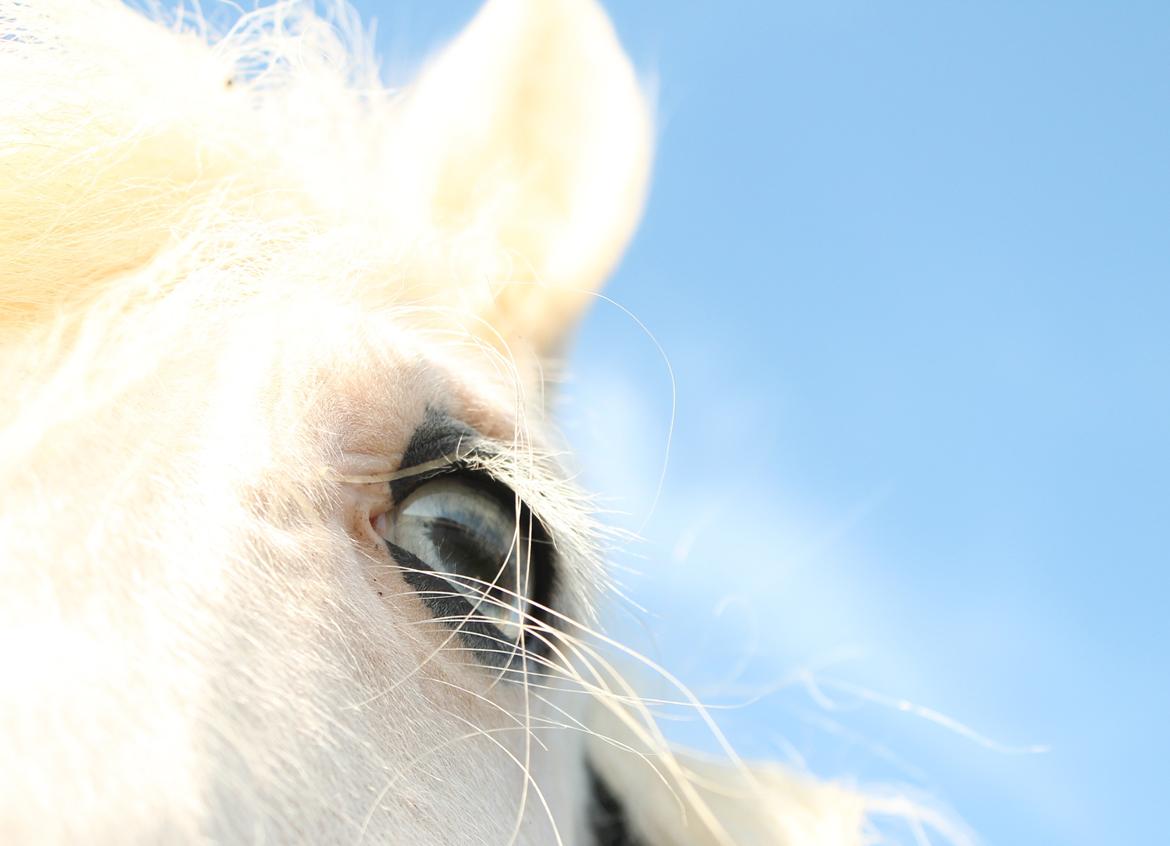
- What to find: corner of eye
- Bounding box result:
[339,482,391,549]
[370,510,389,540]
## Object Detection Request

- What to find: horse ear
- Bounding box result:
[392,0,652,354]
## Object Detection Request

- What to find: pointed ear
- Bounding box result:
[393,0,652,353]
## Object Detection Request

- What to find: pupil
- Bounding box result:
[427,517,516,594]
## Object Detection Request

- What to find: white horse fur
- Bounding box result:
[0,1,954,843]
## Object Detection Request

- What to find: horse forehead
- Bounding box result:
[271,312,525,449]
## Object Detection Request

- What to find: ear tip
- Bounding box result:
[429,0,653,146]
[472,0,642,76]
[404,0,654,355]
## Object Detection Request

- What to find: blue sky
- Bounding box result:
[352,2,1169,842]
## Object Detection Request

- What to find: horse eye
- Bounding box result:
[382,475,540,646]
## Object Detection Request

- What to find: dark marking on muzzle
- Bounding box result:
[587,761,644,846]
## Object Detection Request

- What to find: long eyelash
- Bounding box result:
[361,598,719,840]
[336,358,790,844]
[382,567,709,777]
[330,425,616,610]
[376,553,768,844]
[363,507,757,844]
[324,446,472,486]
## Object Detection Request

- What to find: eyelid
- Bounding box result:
[399,411,479,468]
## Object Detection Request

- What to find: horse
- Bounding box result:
[0,1,939,842]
